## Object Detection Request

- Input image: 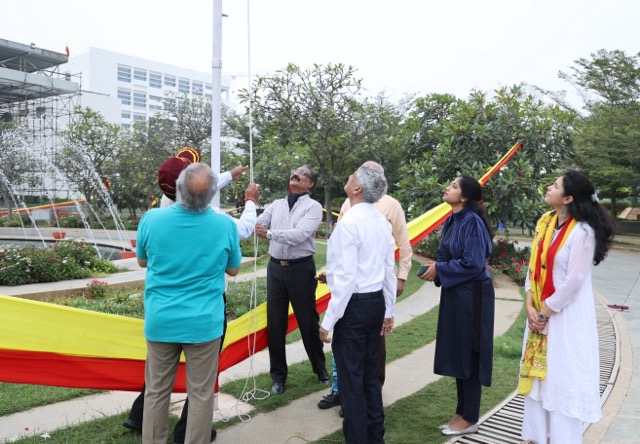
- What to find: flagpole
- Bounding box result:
[211,0,222,207]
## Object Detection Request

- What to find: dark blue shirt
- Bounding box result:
[436,207,492,289]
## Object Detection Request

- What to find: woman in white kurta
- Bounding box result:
[519,171,614,444]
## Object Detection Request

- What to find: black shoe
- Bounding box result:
[318,369,330,385]
[123,418,142,433]
[271,382,285,394]
[173,429,217,443]
[338,407,344,418]
[317,392,340,409]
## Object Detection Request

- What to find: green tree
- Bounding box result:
[242,63,402,228]
[57,107,123,225]
[0,120,37,221]
[398,85,576,234]
[557,49,640,212]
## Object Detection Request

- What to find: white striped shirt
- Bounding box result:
[256,194,322,260]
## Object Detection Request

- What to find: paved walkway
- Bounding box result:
[1,230,638,443]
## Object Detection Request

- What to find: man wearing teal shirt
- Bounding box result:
[137,163,242,444]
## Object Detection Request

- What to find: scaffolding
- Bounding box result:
[0,38,81,201]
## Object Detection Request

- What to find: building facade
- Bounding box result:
[62,47,232,128]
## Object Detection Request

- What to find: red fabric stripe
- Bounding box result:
[409,212,451,247]
[0,349,189,392]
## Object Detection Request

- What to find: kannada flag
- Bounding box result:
[65,42,70,57]
[0,142,522,392]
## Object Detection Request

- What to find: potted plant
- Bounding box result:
[52,231,66,240]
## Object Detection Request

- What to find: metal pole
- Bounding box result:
[211,0,222,208]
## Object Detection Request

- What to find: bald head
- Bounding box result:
[176,163,218,211]
[362,161,384,174]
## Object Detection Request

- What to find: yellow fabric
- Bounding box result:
[518,211,576,394]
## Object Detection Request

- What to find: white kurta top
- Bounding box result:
[523,222,602,423]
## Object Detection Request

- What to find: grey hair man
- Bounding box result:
[319,165,397,443]
[318,161,412,413]
[136,163,242,444]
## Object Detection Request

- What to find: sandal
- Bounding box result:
[607,304,629,311]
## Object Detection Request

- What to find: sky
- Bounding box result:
[4,0,640,105]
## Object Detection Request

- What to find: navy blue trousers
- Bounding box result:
[332,294,386,444]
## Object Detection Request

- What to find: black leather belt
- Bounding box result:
[270,255,313,267]
[351,290,383,301]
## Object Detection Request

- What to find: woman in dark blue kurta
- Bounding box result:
[418,174,495,437]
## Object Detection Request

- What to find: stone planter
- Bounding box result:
[120,251,136,259]
[52,231,66,240]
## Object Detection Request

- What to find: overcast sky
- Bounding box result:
[4,0,640,104]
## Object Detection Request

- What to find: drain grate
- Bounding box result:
[445,299,619,444]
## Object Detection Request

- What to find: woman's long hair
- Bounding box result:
[458,174,494,239]
[562,171,615,265]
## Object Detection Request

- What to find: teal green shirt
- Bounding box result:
[137,204,241,343]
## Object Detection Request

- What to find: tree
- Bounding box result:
[242,63,402,229]
[0,120,37,220]
[57,107,123,225]
[556,50,640,213]
[398,85,576,234]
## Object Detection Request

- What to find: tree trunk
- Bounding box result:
[324,188,333,234]
[631,186,638,205]
[611,196,617,218]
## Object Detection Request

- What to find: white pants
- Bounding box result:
[522,395,584,444]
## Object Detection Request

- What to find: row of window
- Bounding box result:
[118,88,212,109]
[117,65,212,96]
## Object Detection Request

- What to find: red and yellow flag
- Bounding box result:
[0,142,521,392]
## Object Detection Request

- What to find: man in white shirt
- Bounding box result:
[320,165,397,444]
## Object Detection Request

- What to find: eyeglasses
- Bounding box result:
[290,169,311,179]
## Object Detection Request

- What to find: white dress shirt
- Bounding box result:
[321,203,397,332]
[159,170,256,240]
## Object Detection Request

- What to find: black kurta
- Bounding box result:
[433,208,495,387]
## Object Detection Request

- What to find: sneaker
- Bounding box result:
[317,392,340,409]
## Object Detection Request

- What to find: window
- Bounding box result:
[121,111,131,119]
[117,65,131,83]
[164,75,176,87]
[133,113,146,122]
[192,81,203,96]
[149,71,162,88]
[205,94,212,100]
[205,83,212,91]
[133,91,147,108]
[178,78,190,94]
[149,95,162,110]
[163,97,176,107]
[117,88,131,105]
[134,68,147,82]
[121,123,131,129]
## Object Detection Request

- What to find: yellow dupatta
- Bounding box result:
[518,211,577,395]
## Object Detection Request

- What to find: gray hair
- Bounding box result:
[356,165,387,203]
[176,163,217,212]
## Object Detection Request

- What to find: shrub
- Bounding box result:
[0,240,119,286]
[489,238,531,287]
[413,232,440,259]
[54,210,85,228]
[240,237,269,257]
[86,279,110,298]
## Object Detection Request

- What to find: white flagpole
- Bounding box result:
[211,0,223,208]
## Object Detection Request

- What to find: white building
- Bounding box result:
[61,47,232,128]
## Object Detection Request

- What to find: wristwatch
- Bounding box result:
[266,230,272,240]
[538,312,547,321]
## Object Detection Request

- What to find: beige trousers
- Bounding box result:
[142,338,221,444]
